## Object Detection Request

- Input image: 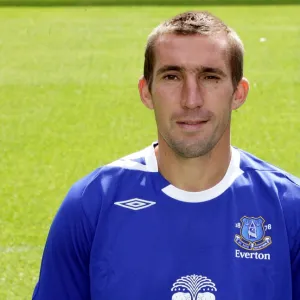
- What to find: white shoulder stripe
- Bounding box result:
[107,159,148,172]
[107,144,158,173]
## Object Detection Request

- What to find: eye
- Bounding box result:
[204,75,220,80]
[163,74,179,81]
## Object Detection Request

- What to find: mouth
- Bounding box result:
[176,120,208,131]
[177,120,208,125]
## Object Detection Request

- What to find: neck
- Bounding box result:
[155,136,232,192]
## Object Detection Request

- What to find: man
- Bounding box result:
[32,11,300,300]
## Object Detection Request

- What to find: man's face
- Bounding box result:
[141,33,244,158]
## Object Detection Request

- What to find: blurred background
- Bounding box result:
[0,0,299,298]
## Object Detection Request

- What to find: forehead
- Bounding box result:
[153,33,230,73]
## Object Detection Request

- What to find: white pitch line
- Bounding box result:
[240,26,300,32]
[0,245,43,254]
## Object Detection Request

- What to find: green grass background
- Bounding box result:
[1,4,300,299]
[0,0,299,6]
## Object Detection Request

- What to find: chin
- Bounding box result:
[171,141,214,158]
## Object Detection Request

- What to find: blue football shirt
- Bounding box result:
[32,143,300,300]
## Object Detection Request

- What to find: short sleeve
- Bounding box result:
[32,183,95,300]
[291,229,300,299]
[281,177,300,299]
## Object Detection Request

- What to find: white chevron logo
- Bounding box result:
[114,198,156,211]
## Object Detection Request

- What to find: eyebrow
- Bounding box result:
[156,65,227,77]
[156,65,184,76]
[201,67,227,77]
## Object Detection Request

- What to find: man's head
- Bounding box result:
[138,11,249,158]
[144,11,244,92]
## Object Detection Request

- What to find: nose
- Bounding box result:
[181,76,204,109]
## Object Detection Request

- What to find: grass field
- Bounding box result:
[0,4,300,299]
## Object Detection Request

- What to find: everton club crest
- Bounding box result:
[234,216,272,251]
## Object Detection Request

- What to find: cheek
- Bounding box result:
[154,78,182,97]
[206,89,233,117]
[151,85,180,117]
[153,102,170,127]
[151,94,169,128]
[211,83,234,103]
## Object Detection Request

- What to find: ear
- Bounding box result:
[232,77,250,110]
[138,76,154,110]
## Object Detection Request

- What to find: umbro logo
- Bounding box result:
[114,198,156,211]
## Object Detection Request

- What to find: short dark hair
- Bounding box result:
[143,11,244,91]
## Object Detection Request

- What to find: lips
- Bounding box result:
[177,120,208,125]
[176,120,208,131]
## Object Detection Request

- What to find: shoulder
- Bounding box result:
[236,147,300,237]
[236,147,300,192]
[73,144,154,188]
[236,147,300,249]
[65,144,156,222]
[235,147,300,221]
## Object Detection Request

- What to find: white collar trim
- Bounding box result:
[145,143,243,202]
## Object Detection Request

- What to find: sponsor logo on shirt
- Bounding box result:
[114,198,156,211]
[171,274,217,300]
[234,216,272,260]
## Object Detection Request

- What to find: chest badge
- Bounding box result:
[234,216,272,251]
